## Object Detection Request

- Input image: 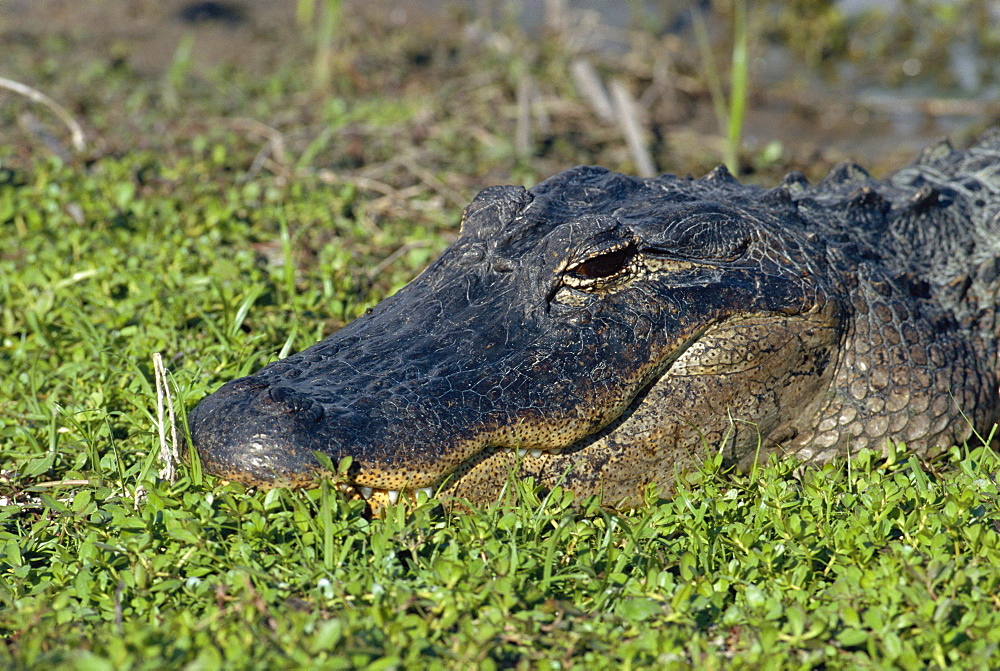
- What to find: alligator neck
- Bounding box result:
[885,134,1000,358]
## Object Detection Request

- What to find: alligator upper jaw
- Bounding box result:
[187,379,588,506]
[187,371,636,499]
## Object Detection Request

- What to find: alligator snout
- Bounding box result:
[189,378,330,487]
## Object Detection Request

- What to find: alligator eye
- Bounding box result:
[570,246,632,279]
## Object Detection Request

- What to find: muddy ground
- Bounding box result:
[2,0,998,187]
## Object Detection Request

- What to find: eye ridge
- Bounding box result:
[652,209,751,261]
[570,246,632,279]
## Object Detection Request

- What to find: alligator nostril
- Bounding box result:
[222,377,268,394]
[268,385,292,405]
[266,386,325,423]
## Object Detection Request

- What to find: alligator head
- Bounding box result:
[189,165,852,508]
[190,140,1000,508]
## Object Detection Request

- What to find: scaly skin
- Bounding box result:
[188,131,1000,508]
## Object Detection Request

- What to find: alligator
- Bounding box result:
[189,131,1000,510]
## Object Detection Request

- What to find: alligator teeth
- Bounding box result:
[516,448,546,458]
[354,485,435,504]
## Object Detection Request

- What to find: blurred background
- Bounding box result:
[2,0,998,190]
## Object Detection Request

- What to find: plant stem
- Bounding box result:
[726,0,749,175]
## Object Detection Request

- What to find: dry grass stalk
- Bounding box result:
[569,58,615,123]
[0,76,87,152]
[516,74,535,157]
[153,352,179,483]
[609,78,656,177]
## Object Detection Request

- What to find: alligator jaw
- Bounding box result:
[190,304,828,512]
[188,307,716,508]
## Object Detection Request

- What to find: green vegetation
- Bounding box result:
[2,128,999,671]
[297,0,345,93]
[693,0,750,175]
[2,3,999,668]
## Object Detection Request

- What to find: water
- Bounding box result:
[503,0,998,168]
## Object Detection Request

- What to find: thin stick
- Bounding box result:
[366,240,432,280]
[29,479,93,488]
[223,118,289,181]
[0,76,86,152]
[393,156,467,208]
[515,74,534,158]
[315,170,401,197]
[569,58,615,123]
[610,79,656,178]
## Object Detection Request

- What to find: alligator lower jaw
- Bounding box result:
[344,446,565,511]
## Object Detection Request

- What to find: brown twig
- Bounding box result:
[221,118,290,181]
[315,169,401,197]
[368,184,427,212]
[391,156,468,208]
[28,479,93,488]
